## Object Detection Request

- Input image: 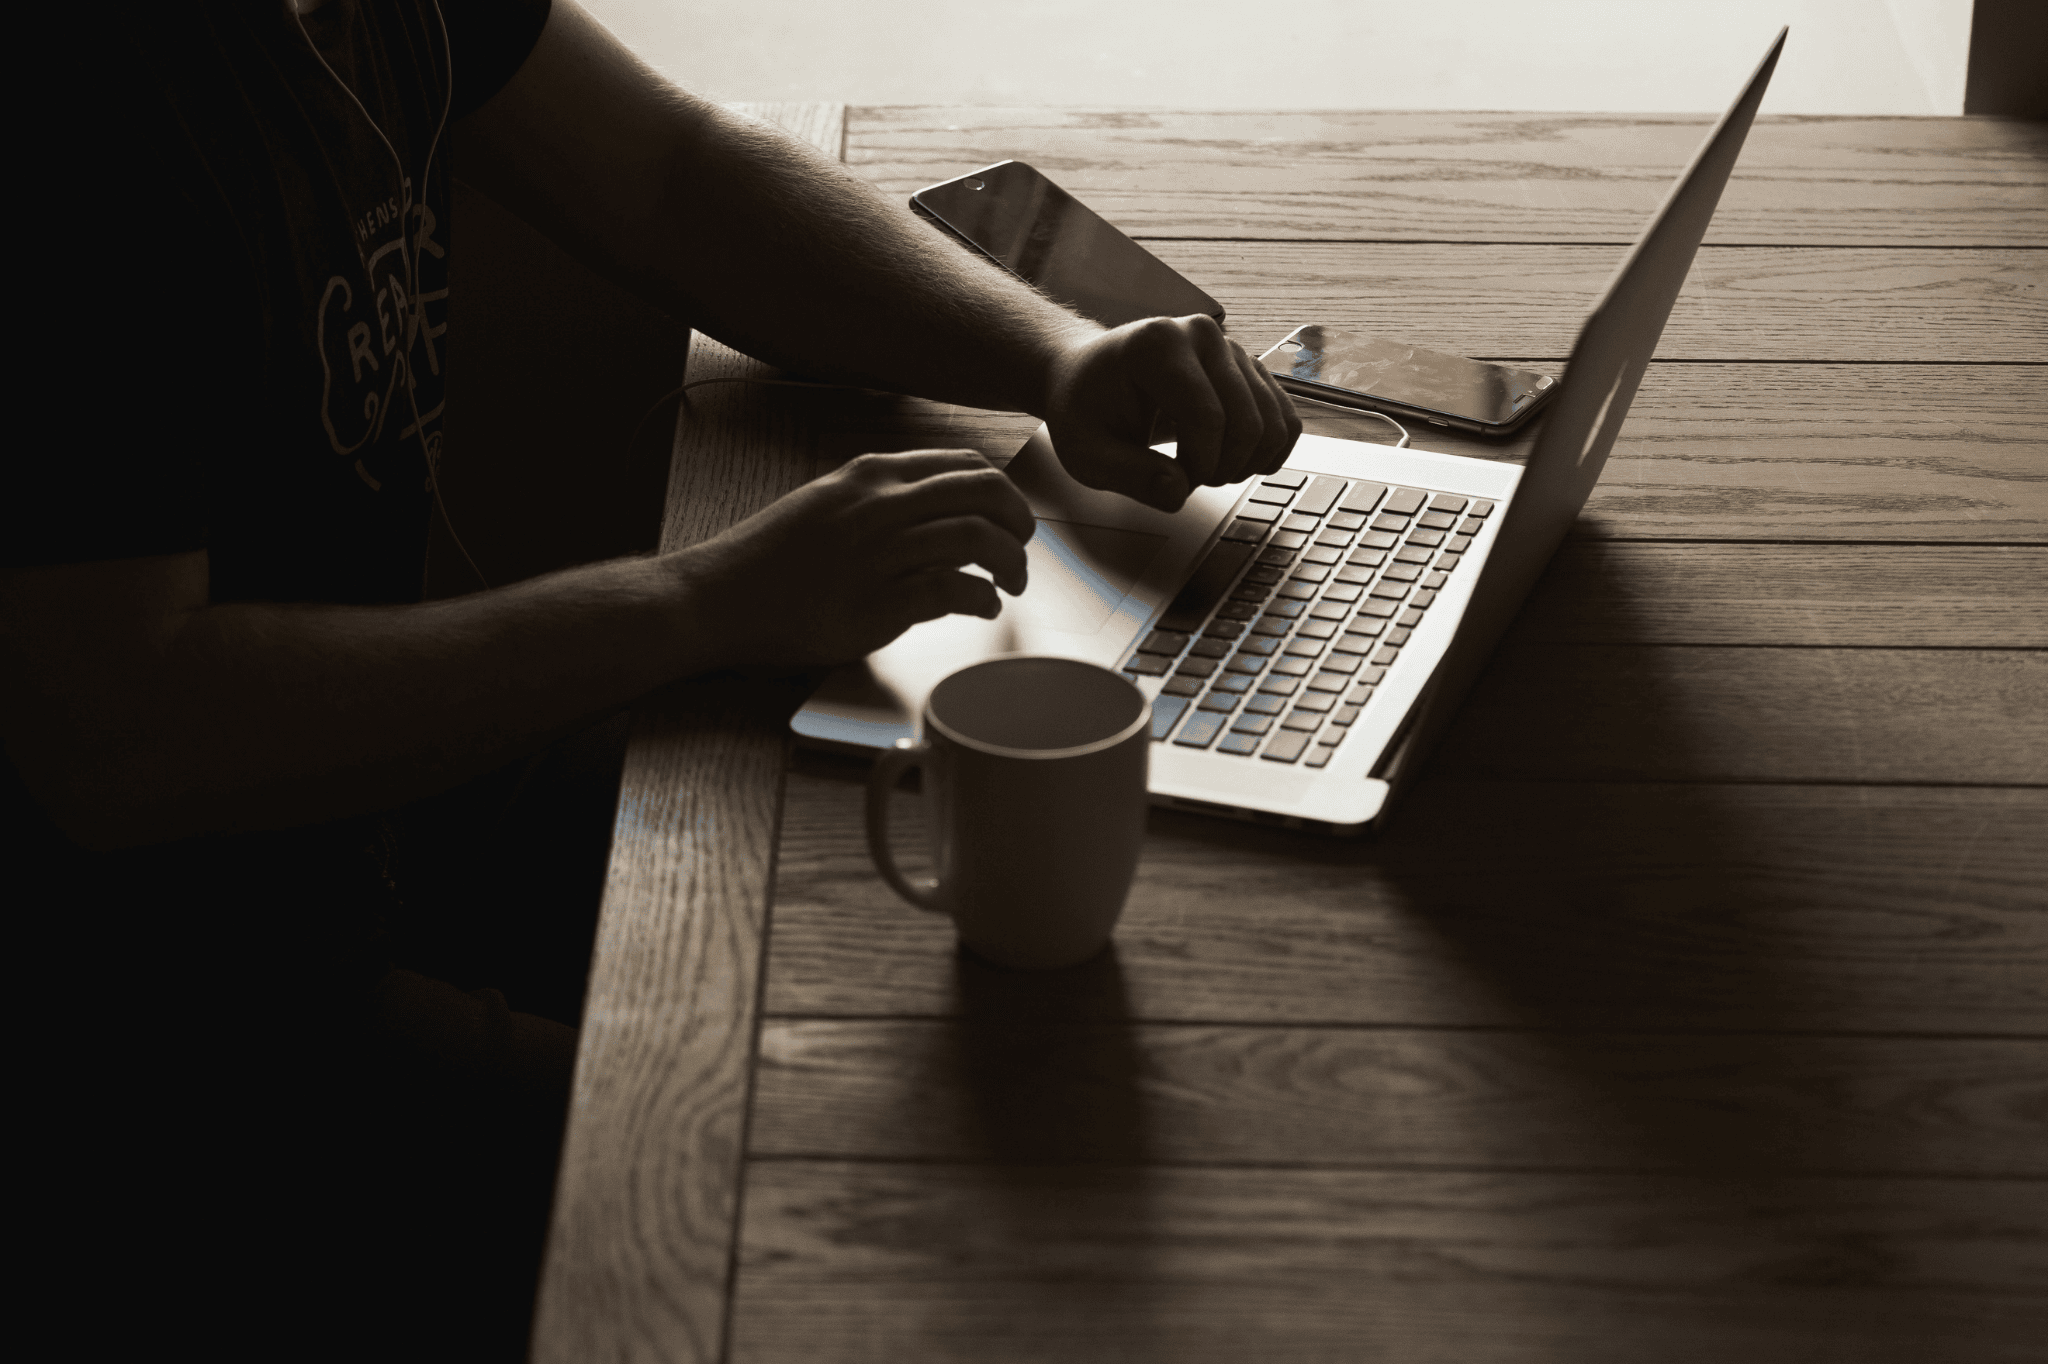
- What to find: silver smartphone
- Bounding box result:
[911,160,1224,329]
[1259,325,1559,436]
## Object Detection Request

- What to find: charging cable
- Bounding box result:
[1282,391,1411,448]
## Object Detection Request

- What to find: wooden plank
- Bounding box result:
[848,109,2048,246]
[1159,243,2048,364]
[732,1162,2048,1364]
[751,1022,2046,1176]
[532,102,846,1364]
[1434,645,2046,783]
[1510,545,2048,646]
[763,775,2048,1032]
[770,363,2048,543]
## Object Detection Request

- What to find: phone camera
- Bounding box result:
[964,178,985,191]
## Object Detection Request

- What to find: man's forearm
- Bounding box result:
[454,2,1100,417]
[8,551,708,849]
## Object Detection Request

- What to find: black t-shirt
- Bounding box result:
[5,0,551,991]
[15,0,548,600]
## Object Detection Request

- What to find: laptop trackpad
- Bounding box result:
[1027,518,1167,634]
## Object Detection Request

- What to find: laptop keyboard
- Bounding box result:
[1122,473,1493,768]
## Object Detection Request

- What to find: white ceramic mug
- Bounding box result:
[866,655,1151,969]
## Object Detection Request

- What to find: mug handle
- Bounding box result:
[866,737,945,913]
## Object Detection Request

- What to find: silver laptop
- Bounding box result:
[794,30,1786,834]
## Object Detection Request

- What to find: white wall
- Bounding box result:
[582,0,1973,114]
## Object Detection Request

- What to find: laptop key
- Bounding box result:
[1407,528,1446,548]
[1416,510,1458,530]
[1257,676,1302,697]
[1261,730,1312,763]
[1313,529,1352,549]
[1216,601,1259,621]
[1398,607,1425,628]
[1177,656,1221,678]
[1393,546,1433,565]
[1158,538,1260,632]
[1198,691,1241,713]
[1289,564,1331,585]
[1212,672,1253,693]
[1383,627,1412,647]
[1246,485,1293,506]
[1190,637,1232,658]
[1341,557,1382,578]
[1230,713,1275,735]
[1125,654,1170,676]
[1371,646,1400,666]
[1224,653,1266,675]
[1370,513,1411,533]
[1307,601,1350,622]
[1383,563,1422,583]
[1150,695,1191,739]
[1330,704,1364,726]
[1458,517,1485,536]
[1280,513,1320,533]
[1173,710,1227,748]
[1337,481,1388,515]
[1139,630,1190,655]
[1356,599,1399,619]
[1162,676,1204,698]
[1216,732,1261,756]
[1424,571,1449,591]
[1234,503,1282,524]
[1269,530,1311,550]
[1256,546,1296,567]
[1272,656,1315,676]
[1294,474,1348,517]
[1219,517,1270,543]
[1319,654,1360,675]
[1302,546,1345,566]
[1244,692,1288,715]
[1245,565,1285,585]
[1367,582,1409,601]
[1295,621,1338,642]
[1384,487,1428,516]
[1261,471,1308,490]
[1302,745,1335,769]
[1410,589,1438,608]
[1202,620,1246,641]
[1323,583,1364,603]
[1328,510,1369,531]
[1447,534,1473,554]
[1429,494,1469,515]
[1237,635,1281,655]
[1282,639,1325,660]
[1469,499,1495,517]
[1281,711,1322,732]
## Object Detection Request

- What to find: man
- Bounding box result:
[5,0,1296,1353]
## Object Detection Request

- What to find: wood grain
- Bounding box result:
[1507,545,2048,646]
[763,775,2048,1033]
[731,1162,2048,1364]
[847,108,2048,246]
[1433,644,2046,783]
[750,1021,2046,1176]
[1156,243,2048,364]
[740,363,2048,542]
[531,103,846,1364]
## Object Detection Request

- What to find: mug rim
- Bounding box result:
[924,653,1152,761]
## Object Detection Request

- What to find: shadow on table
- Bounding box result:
[929,946,1172,1333]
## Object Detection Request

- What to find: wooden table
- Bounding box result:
[531,105,2048,1363]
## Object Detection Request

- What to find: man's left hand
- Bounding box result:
[1039,314,1302,513]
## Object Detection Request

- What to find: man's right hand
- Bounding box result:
[673,449,1036,668]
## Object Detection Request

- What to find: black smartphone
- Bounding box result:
[1258,325,1559,436]
[911,160,1223,329]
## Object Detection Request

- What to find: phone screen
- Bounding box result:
[1266,326,1556,430]
[914,161,1223,329]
